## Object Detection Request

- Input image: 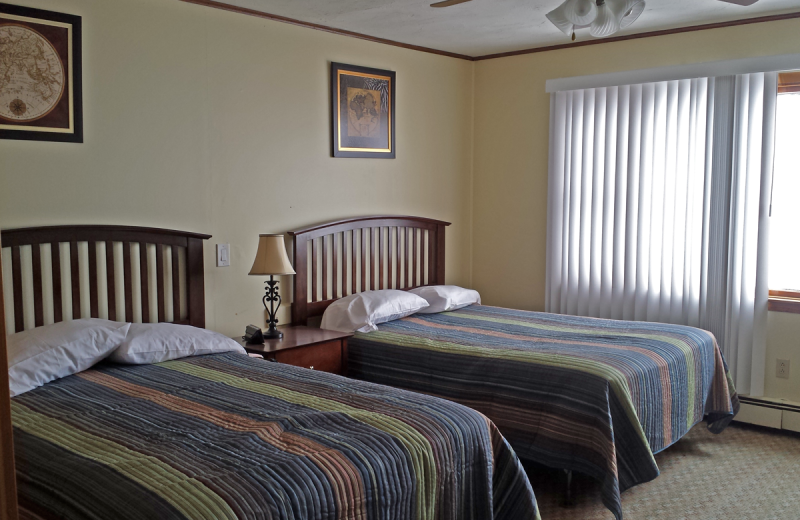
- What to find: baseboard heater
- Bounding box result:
[735,396,800,432]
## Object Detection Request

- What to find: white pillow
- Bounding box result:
[7,319,131,397]
[107,322,246,364]
[320,290,429,333]
[409,285,481,313]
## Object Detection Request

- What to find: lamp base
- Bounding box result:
[261,276,284,340]
[263,327,283,340]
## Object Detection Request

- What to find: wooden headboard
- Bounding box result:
[1,226,211,333]
[288,216,450,325]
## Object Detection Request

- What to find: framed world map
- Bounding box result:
[0,3,82,143]
[331,62,395,159]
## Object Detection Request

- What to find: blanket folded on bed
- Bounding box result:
[349,306,739,520]
[12,352,539,520]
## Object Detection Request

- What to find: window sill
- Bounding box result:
[768,297,800,314]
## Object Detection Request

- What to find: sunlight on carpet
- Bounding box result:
[525,422,800,520]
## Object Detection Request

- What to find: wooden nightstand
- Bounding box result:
[236,326,353,375]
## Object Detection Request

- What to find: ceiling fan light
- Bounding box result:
[620,0,645,29]
[546,3,575,36]
[562,0,597,26]
[589,0,622,37]
[718,0,759,5]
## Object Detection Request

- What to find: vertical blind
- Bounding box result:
[546,73,777,396]
[723,73,776,397]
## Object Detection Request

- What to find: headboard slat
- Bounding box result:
[289,216,450,325]
[412,228,418,288]
[361,229,367,293]
[414,232,417,286]
[367,228,381,291]
[51,243,63,323]
[322,236,329,302]
[405,229,411,289]
[379,228,385,290]
[32,244,44,327]
[333,233,339,299]
[106,241,116,321]
[412,228,416,287]
[186,238,206,328]
[123,242,133,322]
[311,237,318,303]
[350,231,357,296]
[69,240,80,320]
[411,228,420,287]
[88,241,99,319]
[11,246,23,333]
[171,245,181,321]
[394,228,400,290]
[435,223,446,283]
[156,244,165,323]
[2,226,210,332]
[293,237,309,325]
[427,232,433,288]
[419,229,424,286]
[140,242,150,323]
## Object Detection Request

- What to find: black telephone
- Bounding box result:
[244,324,264,344]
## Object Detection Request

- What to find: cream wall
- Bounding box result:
[0,0,475,337]
[2,0,798,401]
[472,18,800,402]
[766,312,800,402]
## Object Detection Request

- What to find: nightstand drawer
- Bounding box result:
[272,340,343,374]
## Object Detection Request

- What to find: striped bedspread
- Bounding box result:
[348,306,739,520]
[12,352,539,520]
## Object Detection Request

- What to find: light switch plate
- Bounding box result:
[777,359,790,380]
[216,243,230,267]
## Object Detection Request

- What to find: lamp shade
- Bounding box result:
[590,0,625,37]
[248,234,295,276]
[563,0,597,26]
[620,0,645,29]
[546,3,574,36]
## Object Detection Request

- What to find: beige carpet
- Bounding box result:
[525,423,800,520]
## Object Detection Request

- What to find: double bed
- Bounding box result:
[3,225,539,520]
[289,215,740,520]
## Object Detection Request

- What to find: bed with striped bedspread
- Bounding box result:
[348,306,739,520]
[11,352,539,520]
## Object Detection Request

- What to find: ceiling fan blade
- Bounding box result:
[430,0,473,7]
[717,0,760,5]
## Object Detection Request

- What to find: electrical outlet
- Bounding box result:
[777,359,790,380]
[216,243,230,267]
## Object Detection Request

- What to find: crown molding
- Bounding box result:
[473,11,800,61]
[178,1,800,64]
[178,0,474,61]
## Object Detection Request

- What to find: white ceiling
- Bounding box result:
[214,0,800,57]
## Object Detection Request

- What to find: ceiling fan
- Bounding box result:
[431,0,760,8]
[431,0,761,37]
[430,0,472,6]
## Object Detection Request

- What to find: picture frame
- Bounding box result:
[330,62,395,159]
[0,3,83,143]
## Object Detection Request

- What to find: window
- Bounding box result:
[768,72,800,313]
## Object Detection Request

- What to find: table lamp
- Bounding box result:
[249,234,295,339]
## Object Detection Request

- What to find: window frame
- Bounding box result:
[779,71,800,94]
[768,73,800,313]
[769,290,800,314]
